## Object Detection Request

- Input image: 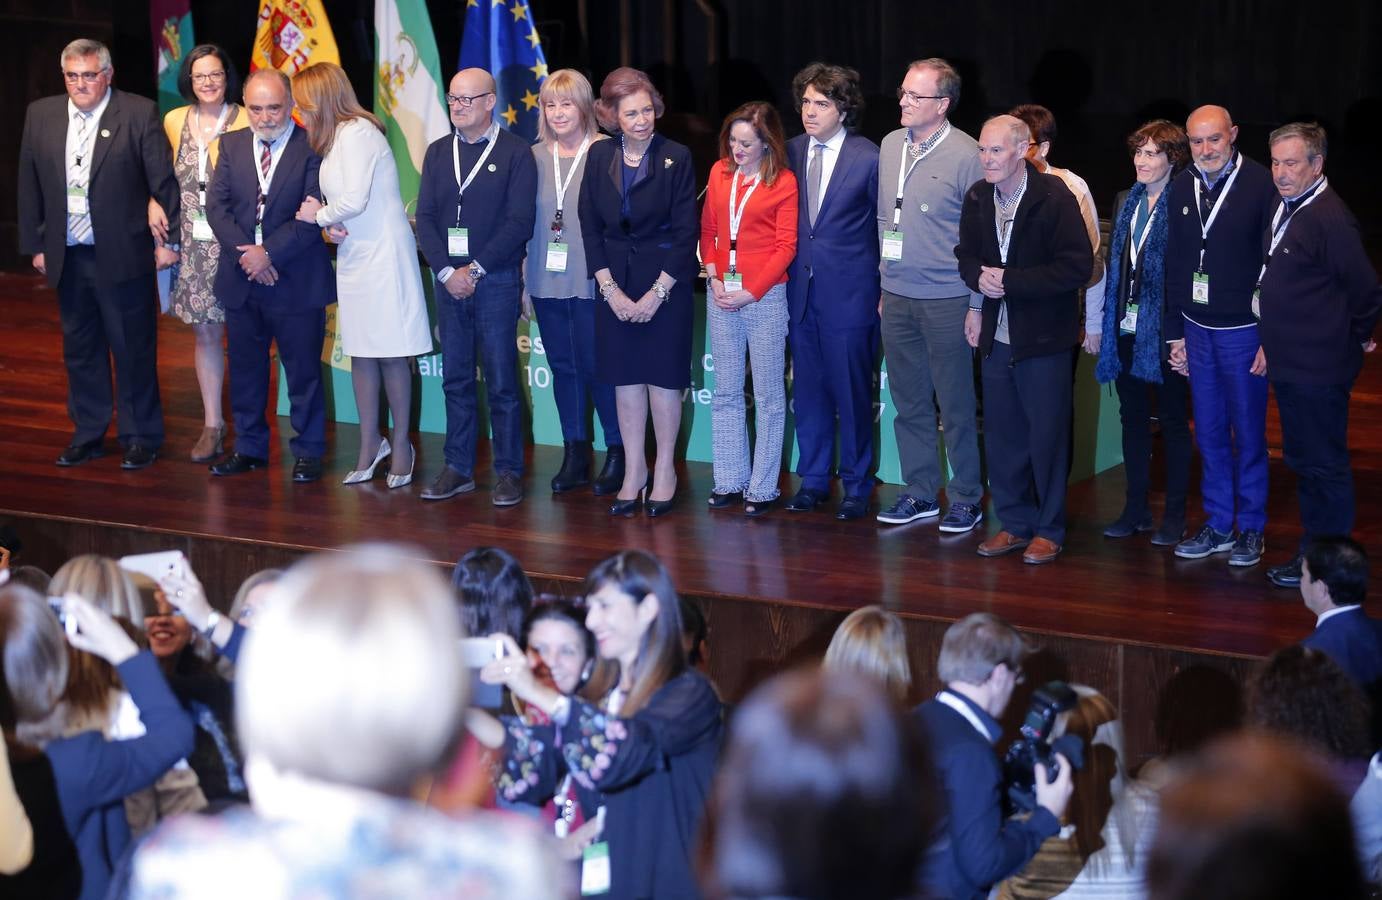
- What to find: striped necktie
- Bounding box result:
[255,139,273,229]
[69,111,94,244]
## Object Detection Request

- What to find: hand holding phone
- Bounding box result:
[62,593,139,666]
[119,551,190,585]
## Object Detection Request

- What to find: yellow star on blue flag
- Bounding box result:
[459,0,548,141]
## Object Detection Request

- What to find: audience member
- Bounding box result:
[452,546,535,640]
[822,605,912,705]
[1145,732,1367,900]
[1,584,194,900]
[227,568,283,626]
[1297,536,1382,700]
[697,668,937,900]
[129,545,564,897]
[0,690,35,875]
[483,549,722,899]
[915,612,1074,899]
[7,566,52,596]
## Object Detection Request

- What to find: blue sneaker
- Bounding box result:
[876,494,940,525]
[1174,524,1236,559]
[938,502,984,533]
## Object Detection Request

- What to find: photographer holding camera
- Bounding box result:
[915,613,1074,900]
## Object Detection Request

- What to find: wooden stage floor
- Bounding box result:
[3,269,1380,755]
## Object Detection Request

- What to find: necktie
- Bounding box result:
[256,139,273,228]
[807,142,824,225]
[69,112,93,243]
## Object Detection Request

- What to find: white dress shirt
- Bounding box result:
[808,124,849,205]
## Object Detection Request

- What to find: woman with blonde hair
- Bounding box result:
[528,69,624,496]
[293,62,432,488]
[823,606,912,704]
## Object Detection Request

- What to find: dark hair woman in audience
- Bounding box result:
[1095,120,1194,548]
[480,549,722,898]
[129,545,562,897]
[697,667,936,900]
[581,68,699,517]
[452,546,534,641]
[0,584,194,900]
[700,101,797,516]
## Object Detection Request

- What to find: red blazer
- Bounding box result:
[699,159,798,299]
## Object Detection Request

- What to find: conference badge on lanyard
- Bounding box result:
[545,240,568,272]
[66,185,88,215]
[581,841,611,895]
[191,212,215,243]
[1191,271,1210,305]
[448,228,469,257]
[881,230,904,261]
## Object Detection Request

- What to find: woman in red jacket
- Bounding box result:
[700,102,798,516]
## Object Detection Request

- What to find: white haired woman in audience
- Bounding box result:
[822,605,913,705]
[0,583,194,899]
[128,544,564,898]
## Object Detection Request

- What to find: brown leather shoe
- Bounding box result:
[1022,536,1063,565]
[190,425,226,463]
[977,530,1031,557]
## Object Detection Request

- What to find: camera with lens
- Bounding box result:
[1003,680,1085,812]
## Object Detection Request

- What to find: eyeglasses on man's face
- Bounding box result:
[64,68,109,85]
[897,87,944,105]
[446,91,494,108]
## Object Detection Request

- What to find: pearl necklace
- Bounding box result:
[621,133,650,166]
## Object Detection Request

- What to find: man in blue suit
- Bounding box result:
[1299,536,1382,697]
[783,63,881,521]
[204,69,333,483]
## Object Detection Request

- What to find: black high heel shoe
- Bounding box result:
[609,478,650,518]
[647,478,678,518]
[707,491,743,509]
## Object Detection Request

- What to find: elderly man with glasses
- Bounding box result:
[415,67,537,506]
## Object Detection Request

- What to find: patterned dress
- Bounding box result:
[170,110,234,325]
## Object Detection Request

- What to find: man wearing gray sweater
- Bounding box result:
[876,58,986,534]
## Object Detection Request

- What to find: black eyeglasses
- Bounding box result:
[897,87,944,105]
[446,91,494,108]
[63,69,108,84]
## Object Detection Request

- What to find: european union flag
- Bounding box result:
[459,0,549,142]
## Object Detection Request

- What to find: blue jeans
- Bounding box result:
[1273,380,1354,548]
[1183,319,1269,531]
[531,296,620,447]
[436,267,524,477]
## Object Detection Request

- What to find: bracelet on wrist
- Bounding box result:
[598,280,618,301]
[652,281,670,301]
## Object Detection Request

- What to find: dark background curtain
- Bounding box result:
[3,0,1378,269]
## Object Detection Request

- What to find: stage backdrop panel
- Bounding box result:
[280,260,1122,484]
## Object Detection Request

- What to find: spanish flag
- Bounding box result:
[251,0,340,74]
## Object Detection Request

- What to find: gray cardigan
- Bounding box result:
[524,134,607,299]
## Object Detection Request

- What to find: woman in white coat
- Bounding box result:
[293,62,432,488]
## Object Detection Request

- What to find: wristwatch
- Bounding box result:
[652,281,670,301]
[200,610,223,641]
[467,261,485,281]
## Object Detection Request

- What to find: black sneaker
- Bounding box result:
[876,494,940,525]
[938,502,983,533]
[1174,524,1236,559]
[1228,530,1264,567]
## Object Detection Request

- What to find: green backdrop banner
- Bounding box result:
[280,274,1123,485]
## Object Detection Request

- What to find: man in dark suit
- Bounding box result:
[17,38,179,469]
[1299,536,1382,694]
[1257,123,1382,587]
[784,63,881,521]
[914,613,1073,900]
[957,115,1092,565]
[204,68,332,483]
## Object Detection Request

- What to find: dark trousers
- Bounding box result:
[1272,380,1354,548]
[437,267,524,478]
[531,296,620,447]
[56,245,164,447]
[1113,333,1192,519]
[789,283,879,499]
[225,295,326,460]
[981,343,1072,543]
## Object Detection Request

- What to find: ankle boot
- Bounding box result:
[592,445,625,496]
[551,441,592,493]
[1152,495,1187,547]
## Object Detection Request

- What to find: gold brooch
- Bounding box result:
[664,158,673,169]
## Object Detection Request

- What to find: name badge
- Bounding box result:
[1191,271,1210,305]
[1251,288,1261,320]
[1119,302,1139,335]
[66,186,88,215]
[881,230,904,261]
[722,272,743,293]
[580,841,611,896]
[191,212,215,243]
[254,225,263,246]
[545,241,568,273]
[448,227,469,257]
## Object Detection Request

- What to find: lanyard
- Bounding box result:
[936,691,993,742]
[194,104,233,206]
[891,122,950,229]
[994,172,1027,265]
[549,135,590,241]
[1125,201,1159,301]
[451,123,500,226]
[71,112,99,173]
[254,124,292,222]
[1257,177,1327,285]
[726,170,761,273]
[1191,154,1242,271]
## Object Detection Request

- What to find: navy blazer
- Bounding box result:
[578,134,698,292]
[1303,606,1382,691]
[17,89,179,287]
[914,691,1060,900]
[784,131,881,329]
[205,126,334,311]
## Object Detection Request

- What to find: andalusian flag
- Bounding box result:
[251,0,339,75]
[375,0,450,212]
[151,0,193,114]
[460,0,549,142]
